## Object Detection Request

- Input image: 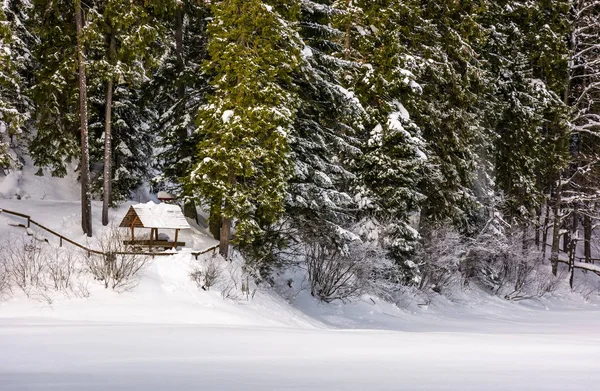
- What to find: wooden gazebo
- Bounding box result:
[119,202,191,249]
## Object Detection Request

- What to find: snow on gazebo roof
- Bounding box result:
[119,202,191,230]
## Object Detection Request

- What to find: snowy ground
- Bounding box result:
[2,171,600,390]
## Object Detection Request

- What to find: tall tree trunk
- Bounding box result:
[102,33,116,226]
[522,224,528,254]
[563,216,570,254]
[209,202,221,240]
[219,172,236,259]
[219,213,231,259]
[542,199,550,257]
[569,204,577,289]
[571,205,578,257]
[550,181,563,276]
[76,0,92,237]
[584,211,592,263]
[175,4,198,223]
[535,205,541,249]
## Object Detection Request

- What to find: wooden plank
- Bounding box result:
[192,244,219,259]
[123,240,185,247]
[0,208,31,219]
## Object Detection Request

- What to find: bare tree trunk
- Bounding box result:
[102,33,116,226]
[219,213,231,259]
[571,205,578,258]
[535,205,541,248]
[219,172,236,259]
[569,204,577,289]
[522,224,528,254]
[584,211,592,263]
[209,202,221,240]
[550,181,563,276]
[563,216,570,254]
[542,199,550,257]
[569,249,575,289]
[76,0,92,237]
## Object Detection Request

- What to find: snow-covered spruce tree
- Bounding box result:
[28,0,80,177]
[0,0,34,171]
[0,5,22,169]
[83,0,171,223]
[505,0,572,274]
[281,0,364,253]
[407,0,492,236]
[186,0,301,261]
[348,0,427,282]
[149,0,210,225]
[484,1,568,226]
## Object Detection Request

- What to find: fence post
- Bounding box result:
[59,237,63,247]
[27,217,30,228]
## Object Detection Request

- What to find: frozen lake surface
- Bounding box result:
[1,313,599,391]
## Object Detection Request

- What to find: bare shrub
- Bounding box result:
[0,236,88,299]
[462,233,562,301]
[219,260,255,301]
[86,226,149,291]
[0,245,11,299]
[306,242,366,303]
[71,280,90,298]
[4,236,47,295]
[417,228,464,294]
[190,256,222,291]
[45,248,77,291]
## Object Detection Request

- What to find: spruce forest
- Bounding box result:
[2,0,600,303]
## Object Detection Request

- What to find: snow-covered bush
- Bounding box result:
[86,226,149,291]
[414,225,561,301]
[462,233,561,301]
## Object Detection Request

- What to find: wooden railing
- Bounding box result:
[541,242,600,265]
[0,207,218,260]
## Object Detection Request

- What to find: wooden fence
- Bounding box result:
[0,207,218,260]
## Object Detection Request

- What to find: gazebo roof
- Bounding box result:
[119,202,191,229]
